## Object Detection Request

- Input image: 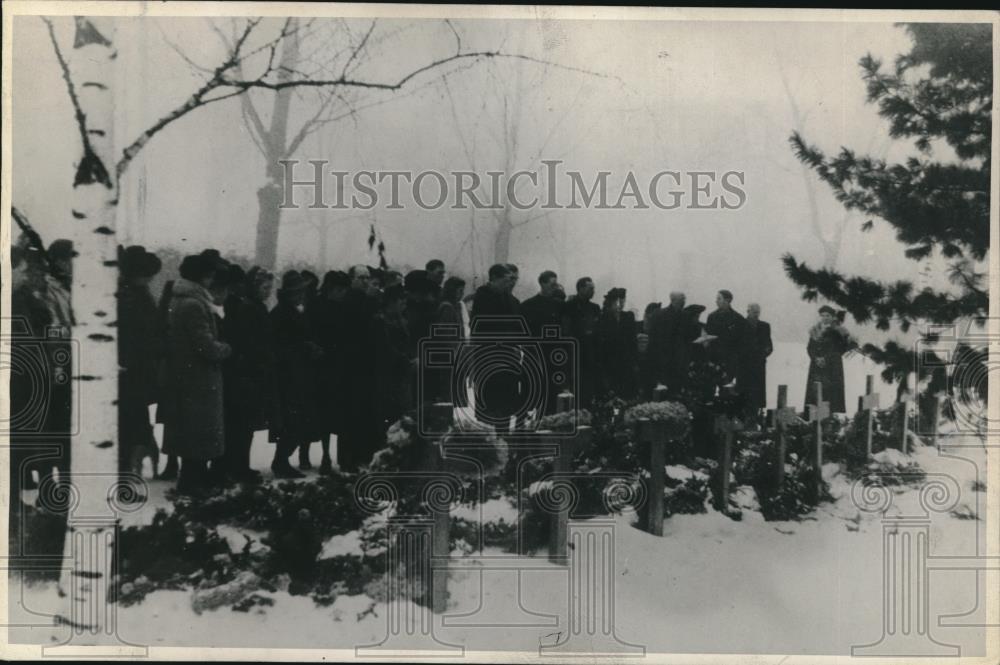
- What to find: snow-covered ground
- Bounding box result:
[7,434,991,657]
[6,343,993,656]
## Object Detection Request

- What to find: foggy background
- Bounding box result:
[12,16,945,346]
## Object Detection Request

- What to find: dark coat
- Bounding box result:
[223,295,275,431]
[374,312,413,426]
[337,289,381,470]
[562,296,601,406]
[520,293,563,338]
[705,307,747,383]
[268,300,322,445]
[648,304,700,395]
[118,281,163,457]
[521,293,566,412]
[471,284,520,333]
[405,298,438,358]
[119,282,163,403]
[161,279,231,460]
[805,324,853,414]
[312,297,350,435]
[471,285,522,424]
[740,319,773,410]
[596,311,639,400]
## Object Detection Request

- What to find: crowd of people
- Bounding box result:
[10,233,858,497]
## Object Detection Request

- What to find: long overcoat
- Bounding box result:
[161,279,231,460]
[804,324,852,414]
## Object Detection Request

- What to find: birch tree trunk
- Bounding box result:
[43,17,137,654]
[252,19,299,270]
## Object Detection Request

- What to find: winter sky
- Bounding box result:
[13,13,959,342]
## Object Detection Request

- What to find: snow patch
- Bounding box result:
[320,530,363,559]
[665,464,708,482]
[216,524,269,554]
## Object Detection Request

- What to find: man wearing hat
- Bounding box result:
[118,246,164,479]
[268,271,323,478]
[161,254,233,494]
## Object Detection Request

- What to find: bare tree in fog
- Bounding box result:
[39,14,578,639]
[773,49,890,269]
[441,24,611,273]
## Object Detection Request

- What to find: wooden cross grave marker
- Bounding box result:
[637,417,667,537]
[860,375,880,458]
[549,425,593,563]
[714,414,744,515]
[807,381,829,488]
[771,385,800,486]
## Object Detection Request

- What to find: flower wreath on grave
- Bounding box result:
[439,415,510,481]
[535,408,593,434]
[623,400,692,441]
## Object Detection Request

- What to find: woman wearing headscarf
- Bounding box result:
[596,287,639,401]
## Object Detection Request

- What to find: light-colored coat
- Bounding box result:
[161,278,231,460]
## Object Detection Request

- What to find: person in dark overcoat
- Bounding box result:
[313,270,350,474]
[471,264,521,432]
[220,267,275,482]
[337,265,381,472]
[10,243,52,503]
[648,292,701,398]
[404,270,440,359]
[35,240,75,501]
[154,279,179,479]
[740,302,773,417]
[596,287,639,401]
[561,277,601,408]
[705,289,748,386]
[804,306,855,414]
[118,246,164,477]
[374,285,415,431]
[161,256,232,494]
[519,270,565,413]
[268,271,324,478]
[637,301,662,399]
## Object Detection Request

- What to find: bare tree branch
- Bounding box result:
[340,19,376,79]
